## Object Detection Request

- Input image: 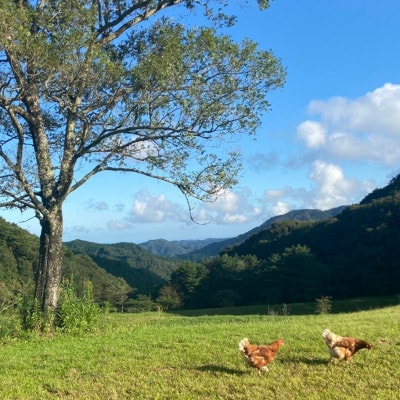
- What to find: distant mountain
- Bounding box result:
[64,239,183,295]
[138,238,226,258]
[179,206,347,261]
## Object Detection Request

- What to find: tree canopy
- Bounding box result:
[0,0,285,315]
[0,0,284,212]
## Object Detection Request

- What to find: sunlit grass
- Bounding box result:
[0,303,399,399]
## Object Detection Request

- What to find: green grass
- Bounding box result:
[0,302,399,399]
[173,294,400,316]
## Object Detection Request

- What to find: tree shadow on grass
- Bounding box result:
[196,364,246,375]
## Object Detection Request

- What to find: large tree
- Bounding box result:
[0,0,285,316]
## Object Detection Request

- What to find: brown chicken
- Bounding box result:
[238,337,284,374]
[322,328,373,362]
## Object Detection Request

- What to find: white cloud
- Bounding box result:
[97,187,265,231]
[270,201,290,216]
[128,188,186,223]
[309,161,355,209]
[297,120,326,148]
[326,131,400,165]
[261,186,304,219]
[261,161,374,214]
[309,83,400,135]
[297,83,400,166]
[206,190,241,213]
[198,188,263,225]
[124,139,158,160]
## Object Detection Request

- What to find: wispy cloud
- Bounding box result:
[247,152,279,172]
[85,200,109,211]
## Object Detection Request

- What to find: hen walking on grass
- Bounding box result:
[239,337,284,374]
[322,328,373,362]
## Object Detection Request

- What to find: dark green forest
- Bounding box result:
[64,240,181,295]
[1,174,400,312]
[0,219,185,310]
[170,175,400,309]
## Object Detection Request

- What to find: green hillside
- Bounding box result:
[220,175,400,301]
[64,239,183,295]
[0,218,132,307]
[167,175,400,309]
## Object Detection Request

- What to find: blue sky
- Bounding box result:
[2,0,400,243]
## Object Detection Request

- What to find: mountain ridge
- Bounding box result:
[138,237,226,258]
[161,206,347,260]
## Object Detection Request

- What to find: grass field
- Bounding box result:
[0,299,399,399]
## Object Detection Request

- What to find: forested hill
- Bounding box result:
[360,173,400,204]
[220,174,400,301]
[180,206,347,261]
[0,217,184,306]
[0,218,133,306]
[64,240,182,295]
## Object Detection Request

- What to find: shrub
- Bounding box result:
[16,278,104,335]
[56,278,103,334]
[18,296,52,333]
[126,294,157,313]
[315,296,333,314]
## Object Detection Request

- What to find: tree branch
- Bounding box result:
[98,0,185,44]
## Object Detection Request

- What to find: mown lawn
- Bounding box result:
[0,303,399,399]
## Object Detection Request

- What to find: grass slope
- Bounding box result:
[0,305,399,399]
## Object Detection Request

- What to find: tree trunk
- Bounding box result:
[35,208,64,314]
